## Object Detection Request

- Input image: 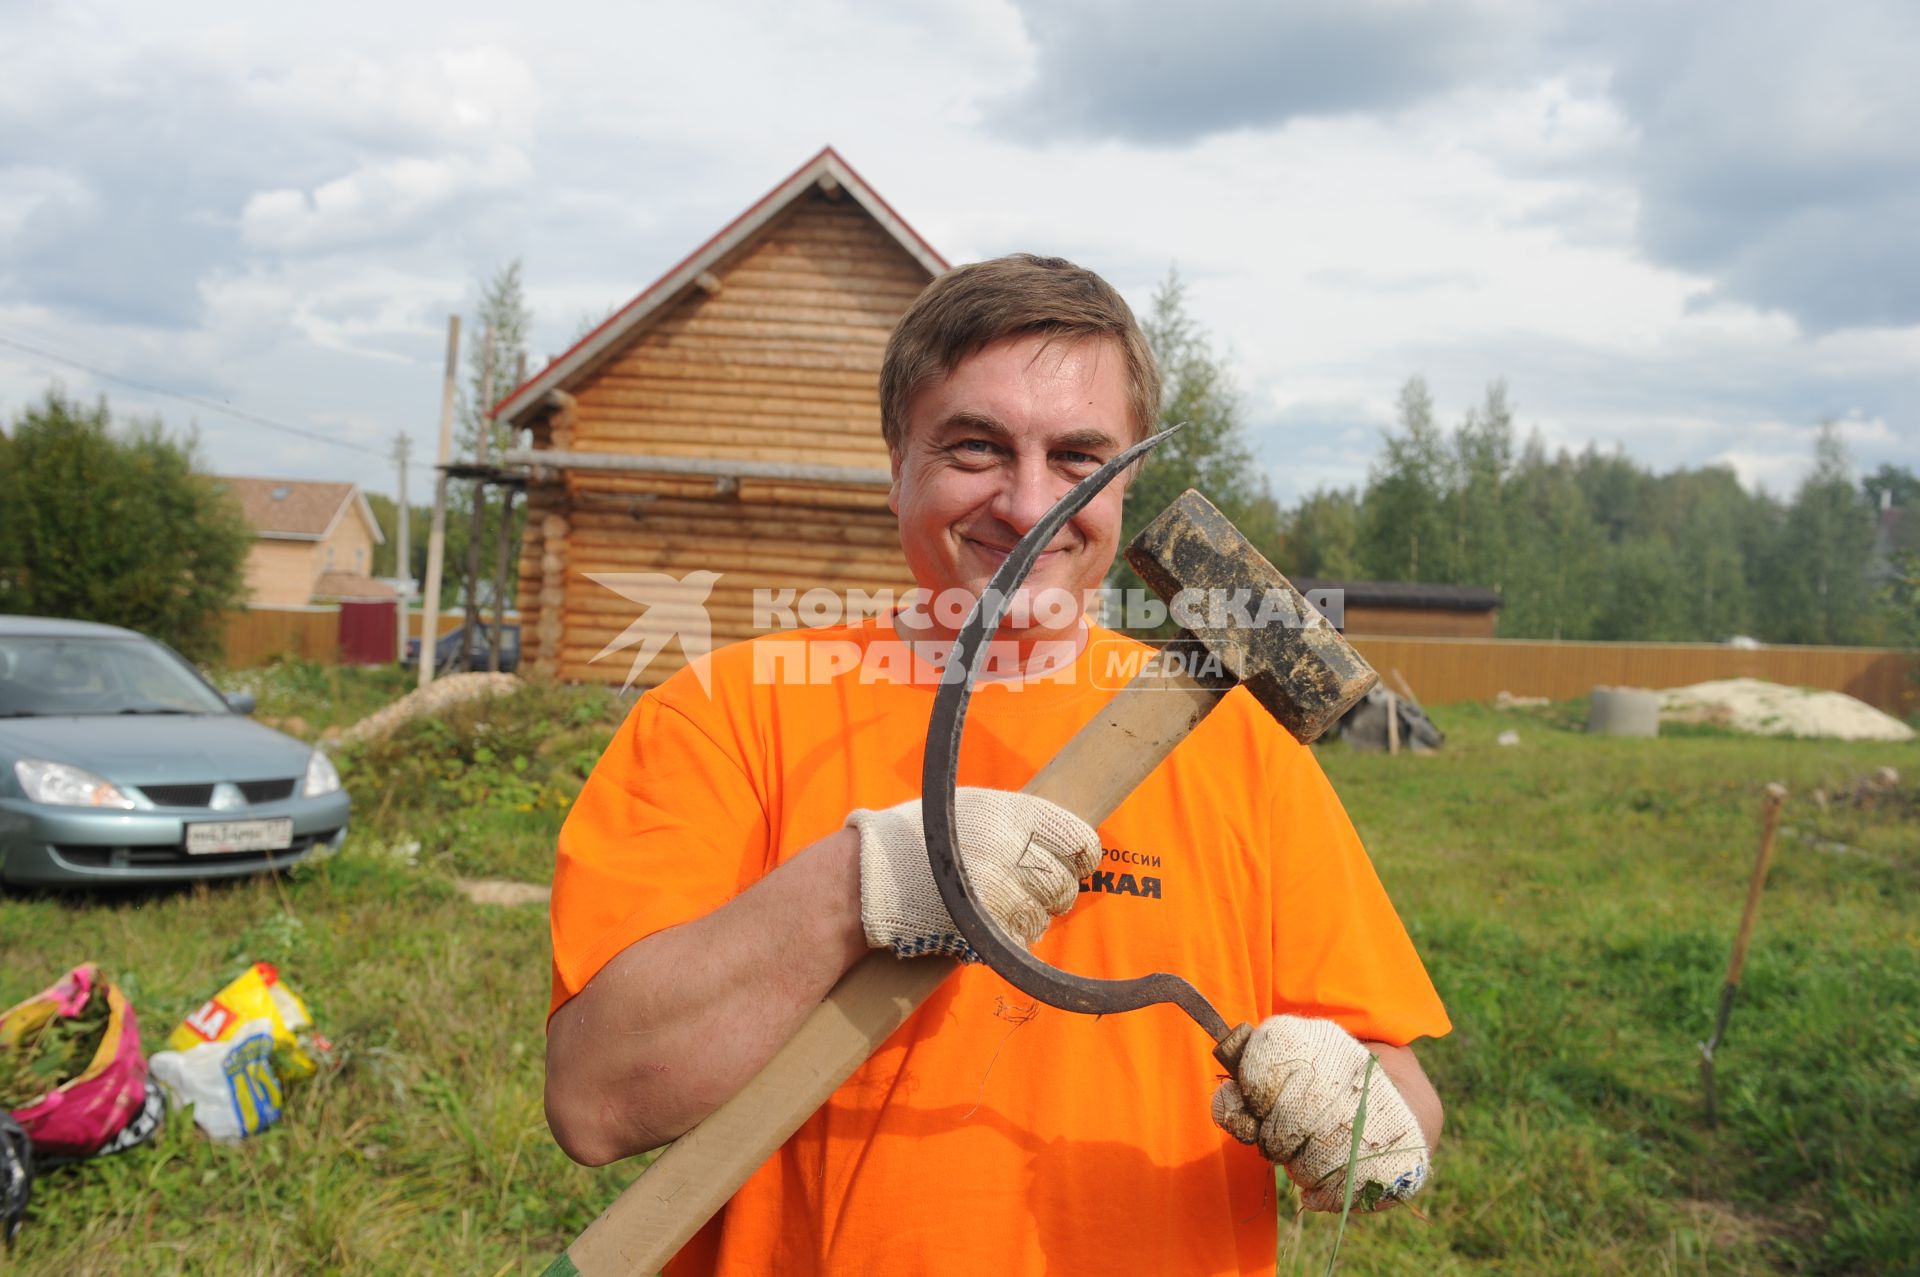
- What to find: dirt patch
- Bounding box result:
[1657,678,1915,742]
[453,878,550,907]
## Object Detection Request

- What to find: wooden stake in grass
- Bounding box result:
[1699,781,1788,1126]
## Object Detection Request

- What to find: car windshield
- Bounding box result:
[0,636,229,717]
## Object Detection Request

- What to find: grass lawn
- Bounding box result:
[2,663,1914,1274]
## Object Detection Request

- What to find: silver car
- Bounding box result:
[0,616,349,887]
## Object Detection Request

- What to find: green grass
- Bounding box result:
[212,659,417,741]
[1276,702,1919,1275]
[3,674,1915,1274]
[2,667,632,1276]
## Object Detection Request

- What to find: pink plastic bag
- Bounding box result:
[1,964,151,1160]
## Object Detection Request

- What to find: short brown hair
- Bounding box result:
[879,254,1161,450]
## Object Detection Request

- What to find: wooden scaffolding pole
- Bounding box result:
[460,323,494,671]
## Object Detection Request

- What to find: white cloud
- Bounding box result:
[1829,412,1897,453]
[0,0,1913,511]
[0,168,96,242]
[199,261,460,363]
[1462,74,1636,176]
[243,46,538,151]
[240,148,531,253]
[1714,430,1825,496]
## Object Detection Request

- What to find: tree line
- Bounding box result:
[1279,379,1914,645]
[1129,273,1917,647]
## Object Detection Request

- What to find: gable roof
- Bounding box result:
[219,476,385,545]
[493,146,947,429]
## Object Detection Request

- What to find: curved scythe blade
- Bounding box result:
[920,423,1233,1042]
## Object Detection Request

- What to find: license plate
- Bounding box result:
[186,818,294,855]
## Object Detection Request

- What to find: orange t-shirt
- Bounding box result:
[551,619,1449,1276]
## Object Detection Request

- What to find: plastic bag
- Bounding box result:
[148,1020,285,1143]
[165,962,319,1082]
[150,962,325,1141]
[0,964,153,1161]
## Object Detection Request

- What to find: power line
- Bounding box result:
[0,328,386,458]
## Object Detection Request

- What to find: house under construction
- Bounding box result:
[492,148,945,686]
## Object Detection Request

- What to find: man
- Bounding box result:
[546,254,1449,1275]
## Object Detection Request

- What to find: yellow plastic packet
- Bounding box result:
[167,962,319,1082]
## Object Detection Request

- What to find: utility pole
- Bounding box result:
[393,432,412,663]
[489,349,530,675]
[418,314,460,690]
[461,321,495,671]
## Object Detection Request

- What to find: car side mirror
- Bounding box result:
[225,690,256,716]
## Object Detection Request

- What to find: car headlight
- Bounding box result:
[14,760,140,809]
[304,750,341,797]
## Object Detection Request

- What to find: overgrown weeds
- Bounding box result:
[330,677,623,883]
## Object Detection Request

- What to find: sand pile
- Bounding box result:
[1657,678,1915,742]
[336,672,523,746]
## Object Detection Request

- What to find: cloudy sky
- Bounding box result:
[2,0,1915,507]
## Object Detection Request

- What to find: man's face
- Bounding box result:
[888,332,1134,641]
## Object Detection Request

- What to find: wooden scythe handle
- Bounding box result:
[546,660,1225,1276]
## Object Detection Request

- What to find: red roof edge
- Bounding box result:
[489,146,946,420]
[825,146,951,275]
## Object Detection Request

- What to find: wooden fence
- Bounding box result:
[218,605,1917,717]
[1350,635,1919,718]
[221,607,340,667]
[221,608,522,669]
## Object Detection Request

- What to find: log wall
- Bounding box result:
[557,493,910,687]
[516,182,928,684]
[568,188,919,474]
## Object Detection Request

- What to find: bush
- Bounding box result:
[0,390,249,661]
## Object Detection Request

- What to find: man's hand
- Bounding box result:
[849,787,1101,959]
[1212,1016,1432,1213]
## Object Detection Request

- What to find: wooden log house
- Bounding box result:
[492,148,947,686]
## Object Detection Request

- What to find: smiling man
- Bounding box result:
[545,255,1448,1275]
[883,282,1141,625]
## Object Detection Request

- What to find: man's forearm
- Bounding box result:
[1365,1041,1442,1152]
[545,826,870,1165]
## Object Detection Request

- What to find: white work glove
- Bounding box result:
[1212,1016,1430,1213]
[849,787,1101,960]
